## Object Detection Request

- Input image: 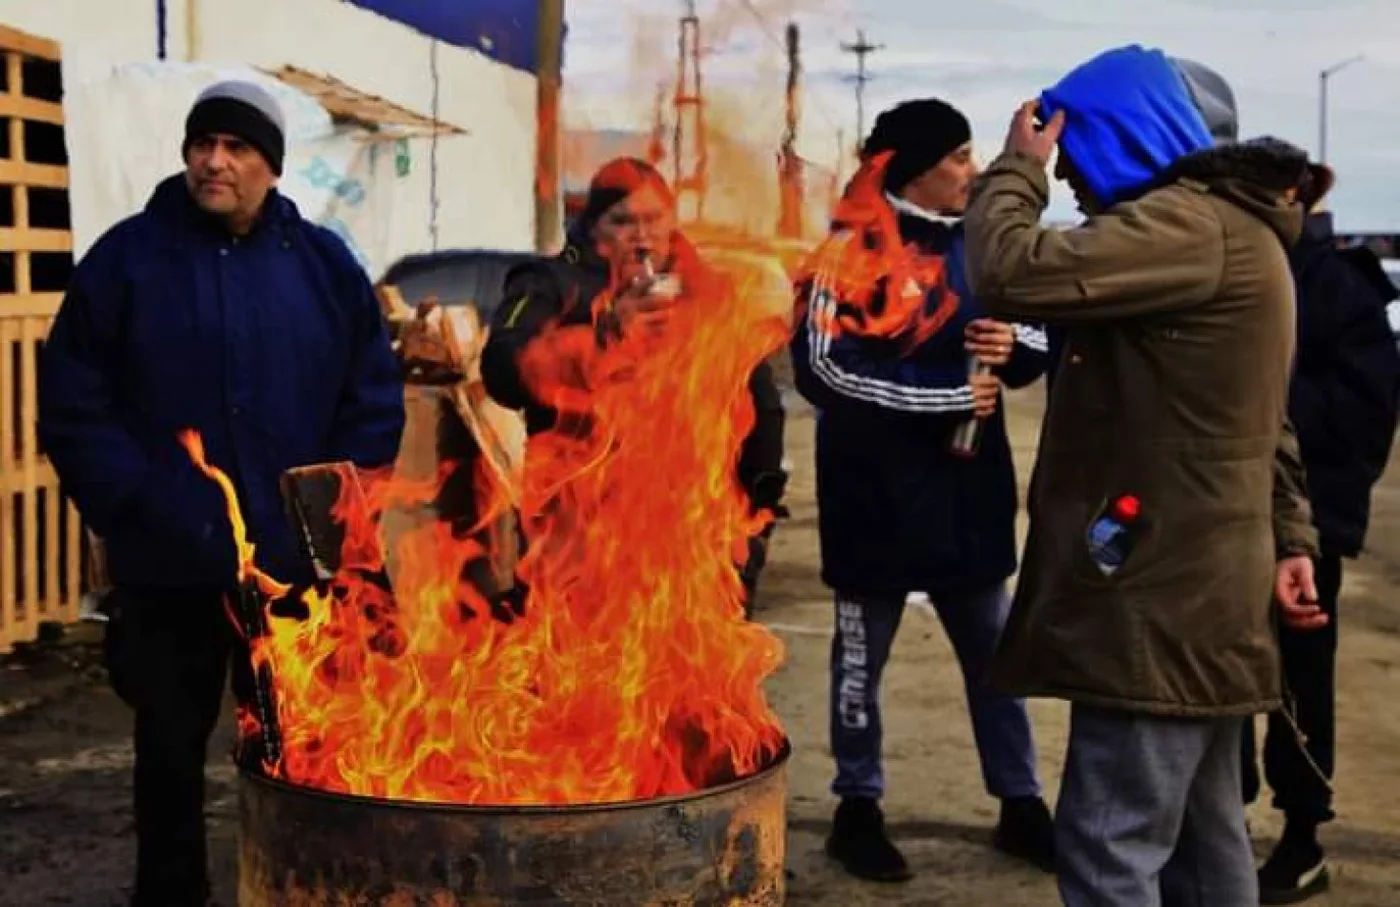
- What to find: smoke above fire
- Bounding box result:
[565,0,854,239]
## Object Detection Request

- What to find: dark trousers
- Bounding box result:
[829,586,1040,801]
[102,584,251,905]
[1241,554,1342,825]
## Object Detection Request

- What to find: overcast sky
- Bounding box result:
[562,0,1400,230]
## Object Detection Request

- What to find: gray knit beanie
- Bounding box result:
[1171,58,1238,146]
[183,80,287,174]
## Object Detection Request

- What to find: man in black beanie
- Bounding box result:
[39,79,404,905]
[790,98,1054,882]
[181,79,287,234]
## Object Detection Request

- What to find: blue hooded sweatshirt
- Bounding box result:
[1040,44,1215,384]
[1040,44,1214,210]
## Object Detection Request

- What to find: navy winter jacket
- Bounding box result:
[38,175,405,589]
[790,206,1047,599]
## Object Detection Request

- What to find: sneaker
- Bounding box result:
[994,796,1056,873]
[1258,835,1330,904]
[825,797,914,882]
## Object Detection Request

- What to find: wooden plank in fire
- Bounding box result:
[388,297,522,500]
[280,461,387,583]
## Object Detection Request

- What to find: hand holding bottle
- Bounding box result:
[964,318,1016,367]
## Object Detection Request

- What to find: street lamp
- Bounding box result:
[1319,54,1364,165]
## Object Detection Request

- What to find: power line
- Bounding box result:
[840,28,883,145]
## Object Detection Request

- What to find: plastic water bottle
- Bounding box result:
[1086,495,1141,576]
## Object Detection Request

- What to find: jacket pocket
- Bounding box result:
[1064,493,1155,589]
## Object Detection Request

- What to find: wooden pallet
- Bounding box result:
[0,23,84,654]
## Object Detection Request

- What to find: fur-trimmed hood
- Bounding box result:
[1165,136,1308,245]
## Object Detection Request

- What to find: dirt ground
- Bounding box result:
[2,385,1398,906]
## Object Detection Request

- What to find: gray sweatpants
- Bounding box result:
[1056,703,1257,907]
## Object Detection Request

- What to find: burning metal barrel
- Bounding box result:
[237,743,789,905]
[230,263,792,905]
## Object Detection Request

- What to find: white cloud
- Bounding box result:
[565,0,1400,229]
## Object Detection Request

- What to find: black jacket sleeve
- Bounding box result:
[480,266,568,412]
[738,358,787,511]
[1289,243,1400,553]
[996,322,1050,390]
[318,232,406,469]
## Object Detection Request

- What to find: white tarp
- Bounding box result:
[59,58,397,276]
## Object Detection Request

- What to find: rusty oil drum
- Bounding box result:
[236,743,789,906]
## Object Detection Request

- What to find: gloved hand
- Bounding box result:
[746,470,789,518]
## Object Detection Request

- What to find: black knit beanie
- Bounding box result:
[577,157,675,231]
[182,80,287,176]
[862,98,972,193]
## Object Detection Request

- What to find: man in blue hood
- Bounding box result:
[962,45,1327,906]
[1042,56,1239,387]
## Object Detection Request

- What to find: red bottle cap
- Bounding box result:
[1112,495,1141,521]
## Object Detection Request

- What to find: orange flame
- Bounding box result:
[795,151,961,349]
[178,251,789,806]
[179,429,289,604]
[167,5,856,807]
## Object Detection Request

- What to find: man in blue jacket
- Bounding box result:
[790,98,1054,882]
[37,80,405,906]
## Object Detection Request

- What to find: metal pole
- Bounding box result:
[1318,54,1363,166]
[1318,72,1327,165]
[534,0,566,254]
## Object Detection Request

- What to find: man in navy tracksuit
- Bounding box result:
[790,99,1054,882]
[38,81,405,905]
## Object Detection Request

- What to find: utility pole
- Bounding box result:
[840,29,882,145]
[534,0,565,253]
[673,0,708,224]
[647,82,668,166]
[1318,54,1363,166]
[776,20,804,238]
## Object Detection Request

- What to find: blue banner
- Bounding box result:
[343,0,545,74]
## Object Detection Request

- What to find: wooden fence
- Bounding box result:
[0,24,84,653]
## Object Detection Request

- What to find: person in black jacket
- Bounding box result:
[789,99,1054,882]
[1241,162,1400,904]
[479,158,787,607]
